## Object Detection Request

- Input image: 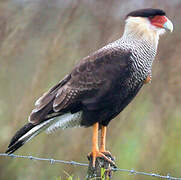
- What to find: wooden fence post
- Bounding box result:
[86,155,116,179]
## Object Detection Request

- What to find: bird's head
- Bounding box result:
[124,8,173,47]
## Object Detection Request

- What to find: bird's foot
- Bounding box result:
[100,150,115,161]
[88,150,116,168]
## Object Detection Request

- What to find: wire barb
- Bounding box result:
[0,153,181,180]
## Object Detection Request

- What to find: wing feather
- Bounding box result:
[29,43,131,125]
[29,74,71,124]
[53,86,77,112]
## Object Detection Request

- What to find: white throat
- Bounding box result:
[123,17,166,48]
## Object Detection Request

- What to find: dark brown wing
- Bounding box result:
[29,74,71,124]
[54,50,131,111]
[29,44,131,124]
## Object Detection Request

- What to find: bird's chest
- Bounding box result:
[128,51,154,88]
[120,41,156,89]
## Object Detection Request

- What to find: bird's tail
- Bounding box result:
[6,111,82,154]
[5,119,54,154]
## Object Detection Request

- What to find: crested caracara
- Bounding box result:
[6,8,173,167]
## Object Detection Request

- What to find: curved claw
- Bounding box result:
[88,151,116,168]
[101,150,115,161]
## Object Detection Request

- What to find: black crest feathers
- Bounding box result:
[126,8,166,19]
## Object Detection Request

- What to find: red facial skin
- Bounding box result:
[149,15,167,28]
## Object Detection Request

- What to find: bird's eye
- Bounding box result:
[149,16,154,19]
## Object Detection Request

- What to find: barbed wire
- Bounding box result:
[0,153,88,166]
[0,153,181,179]
[112,168,181,180]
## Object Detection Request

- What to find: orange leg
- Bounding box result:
[100,126,107,152]
[100,126,112,156]
[89,123,115,167]
[92,122,99,157]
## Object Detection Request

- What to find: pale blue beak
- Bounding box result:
[163,17,173,33]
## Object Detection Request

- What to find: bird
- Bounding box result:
[6,8,173,167]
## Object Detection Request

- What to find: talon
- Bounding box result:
[101,150,115,161]
[101,150,111,156]
[89,151,115,167]
[87,153,91,161]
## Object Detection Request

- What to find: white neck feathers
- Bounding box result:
[123,17,165,48]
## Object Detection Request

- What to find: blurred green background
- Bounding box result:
[0,0,180,179]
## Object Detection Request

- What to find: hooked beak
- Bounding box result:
[163,17,173,33]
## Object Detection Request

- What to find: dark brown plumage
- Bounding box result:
[30,48,136,127]
[6,45,140,155]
